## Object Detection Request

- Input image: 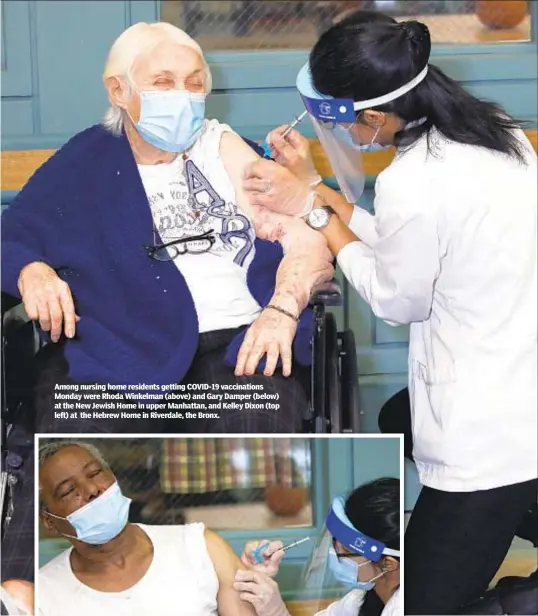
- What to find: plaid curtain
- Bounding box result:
[161,438,311,493]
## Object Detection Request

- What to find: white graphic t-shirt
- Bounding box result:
[138,119,262,333]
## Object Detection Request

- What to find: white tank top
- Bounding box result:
[137,119,262,333]
[38,523,218,616]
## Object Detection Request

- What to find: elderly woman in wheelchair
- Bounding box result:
[1,22,336,435]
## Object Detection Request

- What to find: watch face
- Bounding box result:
[308,208,330,229]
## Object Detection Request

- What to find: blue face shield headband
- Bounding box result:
[298,64,429,127]
[326,496,400,590]
[296,62,428,203]
[326,497,400,561]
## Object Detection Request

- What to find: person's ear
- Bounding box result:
[40,510,59,536]
[381,556,400,573]
[105,76,130,110]
[362,110,386,130]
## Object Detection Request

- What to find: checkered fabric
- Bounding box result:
[161,437,310,493]
[1,445,34,583]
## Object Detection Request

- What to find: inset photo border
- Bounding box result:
[34,434,404,616]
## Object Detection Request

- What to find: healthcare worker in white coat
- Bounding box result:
[236,479,401,616]
[242,10,538,616]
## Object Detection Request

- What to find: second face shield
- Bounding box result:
[299,496,401,614]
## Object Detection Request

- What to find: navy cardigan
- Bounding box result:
[1,126,313,387]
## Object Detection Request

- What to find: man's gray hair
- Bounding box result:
[38,440,111,510]
[39,440,111,472]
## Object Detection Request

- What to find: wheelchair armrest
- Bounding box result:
[2,292,23,318]
[309,279,342,308]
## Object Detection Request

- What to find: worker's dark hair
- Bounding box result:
[310,10,527,163]
[345,477,401,616]
[344,477,400,553]
[334,8,394,27]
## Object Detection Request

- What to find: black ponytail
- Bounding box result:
[310,11,528,163]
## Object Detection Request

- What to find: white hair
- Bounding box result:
[101,22,212,135]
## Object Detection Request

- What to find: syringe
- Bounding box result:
[252,536,312,564]
[280,536,312,552]
[260,110,308,157]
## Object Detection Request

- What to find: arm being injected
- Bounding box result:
[221,130,334,319]
[221,128,333,377]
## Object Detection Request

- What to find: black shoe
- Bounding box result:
[456,572,538,615]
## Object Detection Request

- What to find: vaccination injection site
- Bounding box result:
[0,1,537,616]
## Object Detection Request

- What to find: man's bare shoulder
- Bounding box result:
[204,529,257,616]
[204,527,242,571]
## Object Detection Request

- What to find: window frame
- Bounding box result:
[151,0,538,142]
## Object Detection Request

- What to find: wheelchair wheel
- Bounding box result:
[325,313,341,434]
[311,304,327,433]
[339,329,361,432]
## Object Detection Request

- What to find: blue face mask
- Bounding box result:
[45,481,131,545]
[333,124,391,153]
[133,89,206,153]
[328,547,384,591]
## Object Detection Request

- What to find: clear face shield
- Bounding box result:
[296,62,429,204]
[296,63,365,205]
[300,497,401,615]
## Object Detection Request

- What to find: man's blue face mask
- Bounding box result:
[133,89,206,153]
[44,481,131,545]
[328,547,385,591]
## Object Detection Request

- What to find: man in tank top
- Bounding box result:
[37,440,265,616]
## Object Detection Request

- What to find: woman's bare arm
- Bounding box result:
[220,131,334,315]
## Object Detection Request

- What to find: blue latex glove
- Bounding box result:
[260,141,273,158]
[252,542,271,564]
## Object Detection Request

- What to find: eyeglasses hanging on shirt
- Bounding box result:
[144,228,216,261]
[143,150,218,260]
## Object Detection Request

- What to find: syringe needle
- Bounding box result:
[281,111,308,138]
[280,536,312,552]
[260,110,308,157]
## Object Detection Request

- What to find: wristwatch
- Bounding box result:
[303,204,336,230]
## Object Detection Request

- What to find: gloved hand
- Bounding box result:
[234,570,290,616]
[266,126,322,188]
[243,158,313,217]
[241,540,285,578]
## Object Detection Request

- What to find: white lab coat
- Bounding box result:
[338,129,537,492]
[315,588,401,616]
